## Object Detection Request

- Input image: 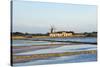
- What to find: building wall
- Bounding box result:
[49,32,73,37]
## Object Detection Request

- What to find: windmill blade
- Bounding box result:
[49,25,56,33]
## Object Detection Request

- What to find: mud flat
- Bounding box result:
[13,50,96,63]
[13,44,63,53]
[12,43,96,54]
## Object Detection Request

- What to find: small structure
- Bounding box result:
[49,31,74,37]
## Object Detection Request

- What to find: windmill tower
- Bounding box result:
[50,25,56,33]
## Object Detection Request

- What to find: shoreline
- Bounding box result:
[12,36,97,39]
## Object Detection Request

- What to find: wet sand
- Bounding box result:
[13,50,96,63]
[13,43,96,53]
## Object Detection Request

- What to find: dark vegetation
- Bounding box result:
[83,32,97,37]
[11,32,49,36]
[11,31,97,37]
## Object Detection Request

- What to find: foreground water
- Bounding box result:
[14,54,97,66]
[15,44,96,55]
[12,37,97,66]
[33,37,97,43]
[13,37,97,46]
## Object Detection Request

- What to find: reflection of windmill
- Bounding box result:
[50,25,56,33]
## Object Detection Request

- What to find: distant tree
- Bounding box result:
[91,32,97,37]
[84,32,88,34]
[92,32,97,34]
[45,32,49,36]
[12,32,24,36]
[25,32,29,35]
[83,32,97,37]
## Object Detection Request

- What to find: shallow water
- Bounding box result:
[13,40,68,46]
[15,45,97,55]
[31,37,97,43]
[12,37,97,46]
[13,54,97,66]
[12,37,97,66]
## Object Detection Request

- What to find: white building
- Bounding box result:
[49,31,73,37]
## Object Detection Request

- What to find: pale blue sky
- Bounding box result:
[12,0,97,33]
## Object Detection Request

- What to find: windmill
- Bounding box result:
[50,25,56,33]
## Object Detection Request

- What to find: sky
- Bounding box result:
[12,0,97,33]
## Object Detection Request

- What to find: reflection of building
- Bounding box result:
[49,31,74,37]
